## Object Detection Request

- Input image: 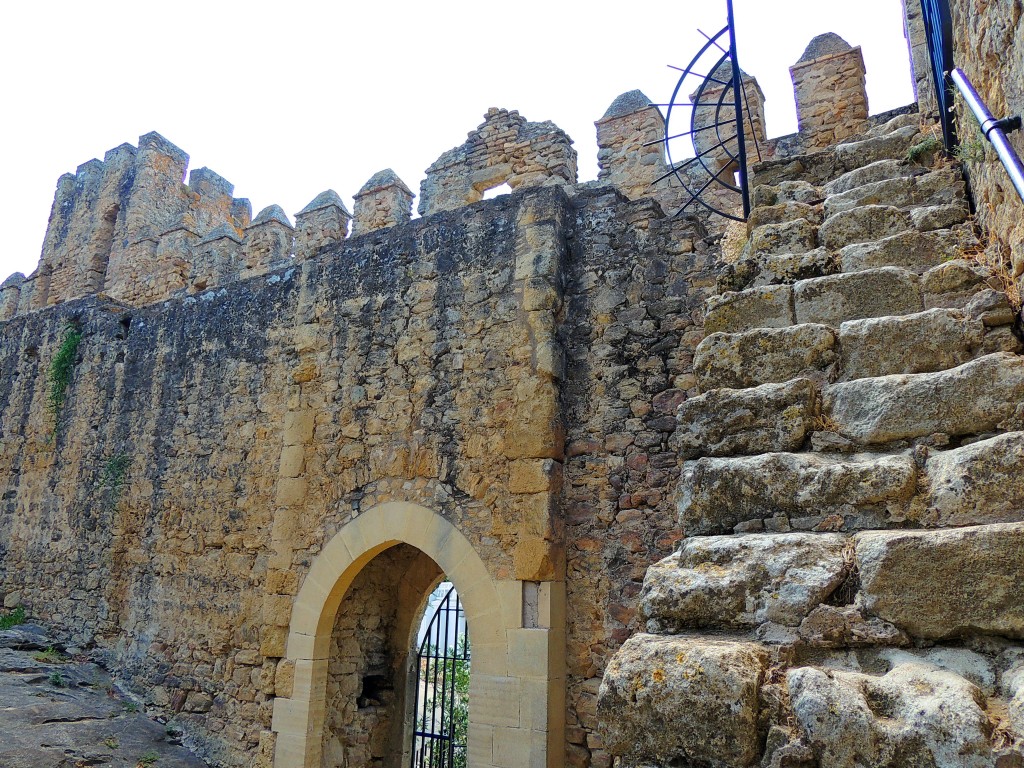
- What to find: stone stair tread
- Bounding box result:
[839,229,961,274]
[694,324,837,391]
[794,266,922,327]
[824,158,928,197]
[823,167,964,218]
[752,124,923,188]
[678,449,919,535]
[823,351,1024,446]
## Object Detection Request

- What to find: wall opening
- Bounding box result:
[482,183,513,200]
[321,543,444,768]
[89,204,119,292]
[410,582,469,768]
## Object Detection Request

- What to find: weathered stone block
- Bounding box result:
[921,432,1024,526]
[922,259,994,308]
[750,217,818,257]
[751,180,824,207]
[747,201,822,231]
[793,267,922,326]
[703,285,794,334]
[911,201,970,231]
[838,308,983,380]
[672,378,817,459]
[819,205,913,250]
[678,452,917,535]
[823,158,925,196]
[788,662,993,768]
[694,324,837,391]
[752,247,838,287]
[824,168,962,217]
[856,523,1024,639]
[838,229,958,274]
[599,634,767,767]
[824,352,1024,445]
[640,533,848,631]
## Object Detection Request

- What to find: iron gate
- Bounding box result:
[411,584,470,768]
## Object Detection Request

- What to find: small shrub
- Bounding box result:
[99,452,132,510]
[0,606,26,629]
[122,700,139,713]
[46,321,83,435]
[136,751,159,766]
[48,670,65,687]
[103,736,120,749]
[33,646,67,664]
[907,134,942,164]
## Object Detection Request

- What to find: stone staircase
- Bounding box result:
[598,116,1024,768]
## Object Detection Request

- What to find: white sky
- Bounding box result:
[0,0,916,282]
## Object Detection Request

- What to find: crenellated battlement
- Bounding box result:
[0,29,916,323]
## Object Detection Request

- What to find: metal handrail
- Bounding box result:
[949,67,1024,204]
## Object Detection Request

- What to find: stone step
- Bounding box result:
[749,217,818,258]
[640,533,849,633]
[837,307,985,381]
[751,180,824,208]
[694,324,838,391]
[677,450,918,535]
[823,158,927,196]
[752,124,923,188]
[672,378,817,459]
[824,167,965,219]
[708,265,923,334]
[838,229,962,274]
[747,201,823,232]
[794,266,923,327]
[823,351,1024,446]
[819,205,914,251]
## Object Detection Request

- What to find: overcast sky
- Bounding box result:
[0,0,916,282]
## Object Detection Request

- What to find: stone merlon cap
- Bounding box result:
[199,224,242,245]
[298,189,352,217]
[602,90,654,120]
[250,204,294,229]
[138,132,189,165]
[356,169,413,198]
[189,167,235,197]
[2,272,26,288]
[798,33,854,63]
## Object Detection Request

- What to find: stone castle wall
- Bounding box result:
[3,10,1023,768]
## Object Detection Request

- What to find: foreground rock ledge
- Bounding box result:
[598,634,767,767]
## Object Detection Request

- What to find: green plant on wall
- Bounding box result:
[46,321,83,435]
[99,452,132,510]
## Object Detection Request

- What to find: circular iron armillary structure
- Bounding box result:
[654,0,761,221]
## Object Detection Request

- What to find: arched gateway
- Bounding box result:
[271,502,565,768]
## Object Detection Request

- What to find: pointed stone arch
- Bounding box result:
[271,501,565,768]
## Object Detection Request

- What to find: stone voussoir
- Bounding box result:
[672,378,817,459]
[824,352,1024,445]
[694,324,838,391]
[793,266,923,326]
[855,522,1024,640]
[677,451,918,535]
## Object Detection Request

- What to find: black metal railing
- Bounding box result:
[656,0,755,220]
[919,0,1024,204]
[411,584,470,768]
[949,68,1024,204]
